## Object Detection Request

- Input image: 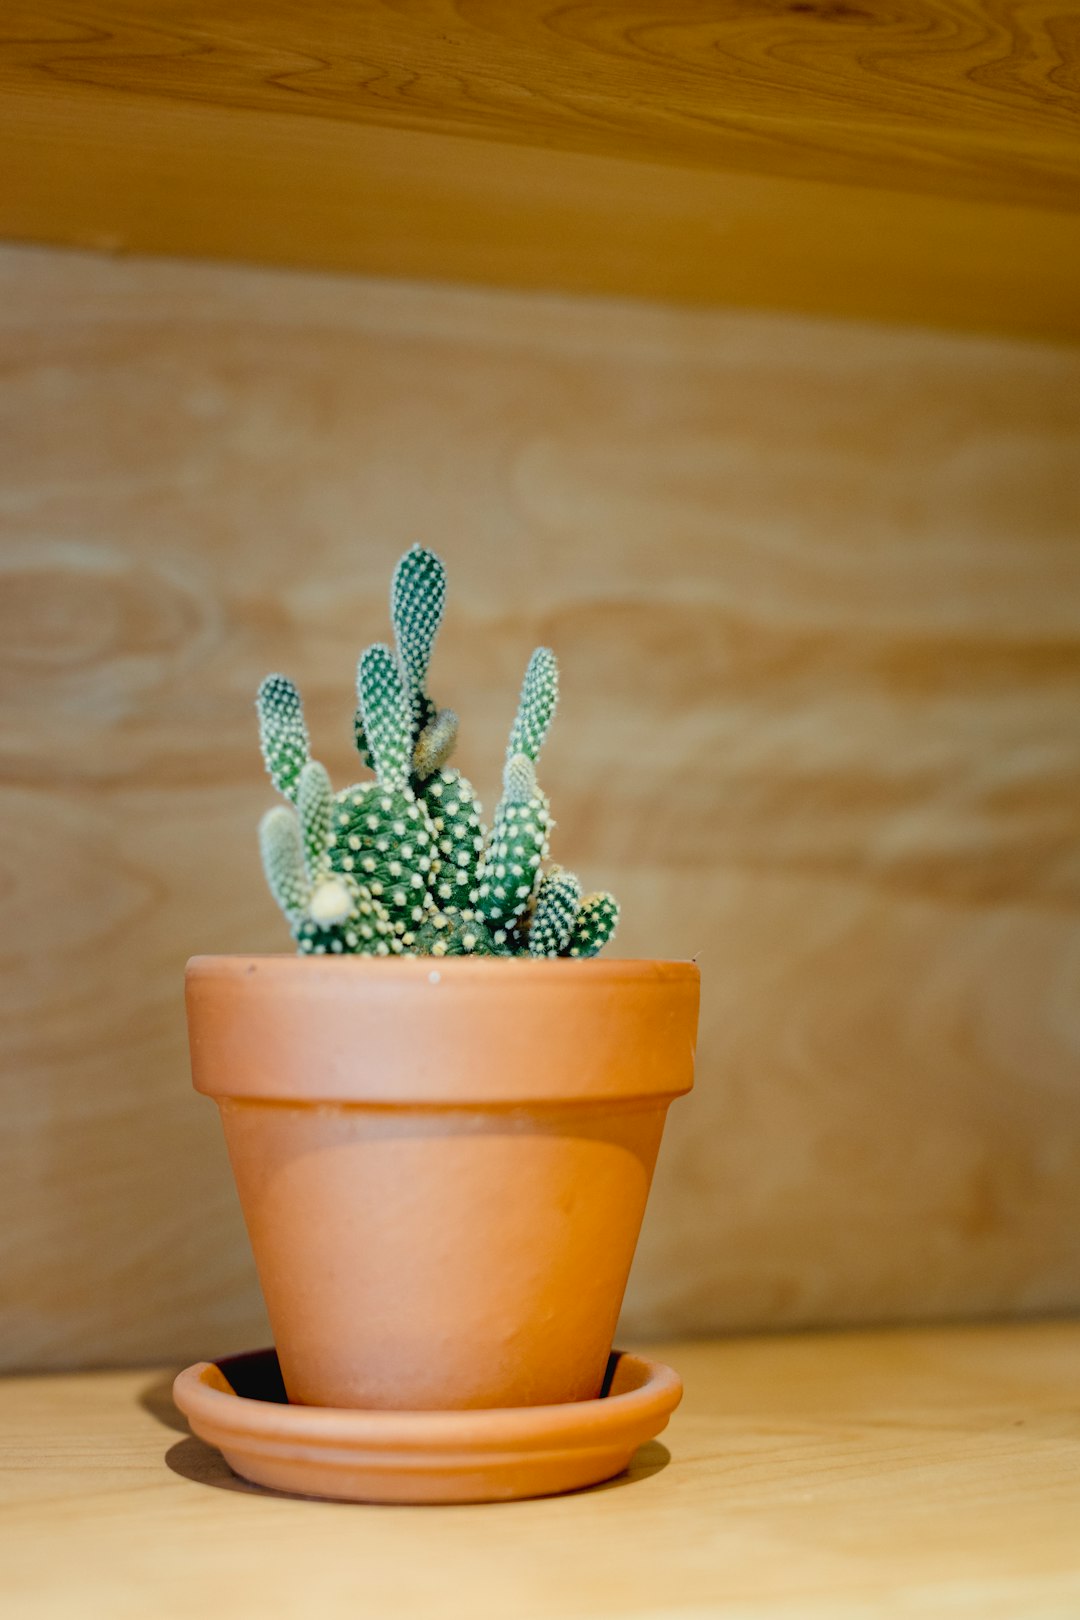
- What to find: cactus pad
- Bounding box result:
[258,806,308,925]
[529,867,582,958]
[257,674,309,802]
[357,644,413,792]
[476,754,552,933]
[508,648,559,764]
[569,892,620,958]
[392,544,446,734]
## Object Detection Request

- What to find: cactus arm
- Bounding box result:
[296,760,334,880]
[329,781,440,943]
[356,690,437,777]
[256,674,310,802]
[422,768,486,909]
[568,892,620,958]
[391,545,447,733]
[507,648,559,764]
[476,753,552,936]
[528,866,582,958]
[357,643,413,792]
[258,806,309,925]
[503,754,538,803]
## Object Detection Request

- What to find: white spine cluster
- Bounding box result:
[307,877,355,926]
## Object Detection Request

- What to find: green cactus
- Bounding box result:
[329,783,437,940]
[259,806,308,926]
[529,866,582,958]
[412,908,503,957]
[257,675,309,802]
[354,545,451,776]
[422,768,486,909]
[357,643,413,792]
[508,647,558,763]
[255,548,619,959]
[473,649,561,936]
[475,754,551,937]
[259,796,397,953]
[568,892,620,958]
[392,544,446,735]
[296,891,397,956]
[296,761,333,879]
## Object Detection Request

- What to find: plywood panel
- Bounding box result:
[1,243,1079,1369]
[1,3,1079,338]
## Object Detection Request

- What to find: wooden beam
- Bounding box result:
[2,3,1079,337]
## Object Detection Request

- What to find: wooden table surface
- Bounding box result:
[3,1323,1079,1618]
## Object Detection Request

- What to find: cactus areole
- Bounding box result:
[255,545,620,961]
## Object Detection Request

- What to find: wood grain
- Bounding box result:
[1,3,1079,337]
[5,0,1079,207]
[4,1325,1080,1617]
[1,243,1080,1370]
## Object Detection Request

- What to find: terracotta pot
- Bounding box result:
[185,955,699,1411]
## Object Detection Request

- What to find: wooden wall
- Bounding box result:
[2,243,1079,1370]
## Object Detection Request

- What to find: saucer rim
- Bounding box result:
[173,1348,681,1450]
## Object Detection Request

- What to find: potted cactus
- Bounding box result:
[185,547,699,1418]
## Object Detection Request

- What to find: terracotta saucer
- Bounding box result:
[173,1347,682,1505]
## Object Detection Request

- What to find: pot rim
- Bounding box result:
[185,954,700,1107]
[187,953,699,977]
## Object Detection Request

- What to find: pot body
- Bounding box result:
[186,955,699,1411]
